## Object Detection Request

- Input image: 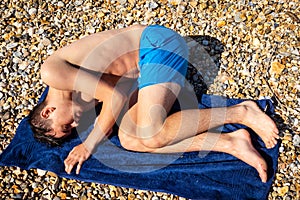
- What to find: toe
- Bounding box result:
[259,167,267,183]
[274,133,280,139]
[273,128,279,135]
[266,140,274,149]
[265,141,270,149]
[257,161,268,183]
[272,137,277,147]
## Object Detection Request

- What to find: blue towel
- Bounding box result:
[0,88,279,199]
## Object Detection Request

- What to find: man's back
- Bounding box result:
[52,24,146,78]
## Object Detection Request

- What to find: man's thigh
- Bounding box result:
[119,82,180,137]
[135,83,181,135]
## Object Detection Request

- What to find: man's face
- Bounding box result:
[47,102,82,138]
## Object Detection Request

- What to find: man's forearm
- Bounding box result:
[83,122,109,152]
[83,93,127,152]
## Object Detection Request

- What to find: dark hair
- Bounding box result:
[28,100,64,147]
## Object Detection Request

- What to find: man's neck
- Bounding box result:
[46,87,72,103]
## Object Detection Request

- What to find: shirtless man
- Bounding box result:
[29,24,279,183]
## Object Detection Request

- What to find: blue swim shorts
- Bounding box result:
[138,25,189,89]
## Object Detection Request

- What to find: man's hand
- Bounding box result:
[64,143,91,174]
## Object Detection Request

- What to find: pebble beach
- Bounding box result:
[0,0,299,199]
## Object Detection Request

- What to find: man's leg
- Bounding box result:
[119,128,268,182]
[119,83,279,149]
[118,83,279,182]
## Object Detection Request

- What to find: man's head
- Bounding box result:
[29,98,81,147]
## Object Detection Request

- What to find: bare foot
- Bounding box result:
[237,101,279,149]
[225,129,268,183]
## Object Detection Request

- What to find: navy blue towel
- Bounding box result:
[0,88,279,199]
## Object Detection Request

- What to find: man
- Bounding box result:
[29,24,279,183]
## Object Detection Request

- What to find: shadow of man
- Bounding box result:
[184,35,225,97]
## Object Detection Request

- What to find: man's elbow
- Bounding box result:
[40,63,51,84]
[40,63,49,81]
[40,55,63,86]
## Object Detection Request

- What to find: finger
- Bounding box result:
[76,162,82,175]
[64,157,72,165]
[64,155,74,167]
[65,152,77,163]
[65,164,74,174]
[65,165,69,174]
[70,147,77,154]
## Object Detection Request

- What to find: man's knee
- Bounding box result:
[118,128,167,151]
[140,137,165,149]
[118,129,148,152]
[137,126,169,149]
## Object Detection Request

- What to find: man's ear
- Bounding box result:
[40,107,56,119]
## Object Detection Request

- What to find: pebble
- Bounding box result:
[234,12,247,23]
[279,146,284,153]
[0,0,299,199]
[42,38,51,46]
[278,186,289,196]
[75,0,83,6]
[292,135,300,147]
[148,2,158,9]
[57,1,65,7]
[28,8,37,16]
[252,37,260,48]
[270,61,286,76]
[202,40,209,46]
[2,112,10,121]
[6,43,18,49]
[36,169,47,176]
[217,20,226,28]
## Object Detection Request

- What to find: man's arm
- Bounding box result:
[64,91,127,174]
[41,54,127,174]
[41,53,117,100]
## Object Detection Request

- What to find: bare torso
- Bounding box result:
[46,25,146,105]
[55,24,146,80]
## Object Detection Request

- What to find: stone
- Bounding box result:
[277,186,289,196]
[199,2,208,10]
[42,38,51,46]
[2,112,10,121]
[57,1,65,7]
[149,2,158,9]
[19,61,29,70]
[36,169,47,176]
[217,20,226,27]
[189,1,197,8]
[7,43,18,49]
[128,193,135,200]
[74,0,83,6]
[202,40,209,46]
[152,196,159,200]
[169,0,181,6]
[86,25,95,34]
[128,0,135,5]
[292,135,300,147]
[252,38,260,47]
[234,12,247,23]
[28,8,37,16]
[270,61,285,75]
